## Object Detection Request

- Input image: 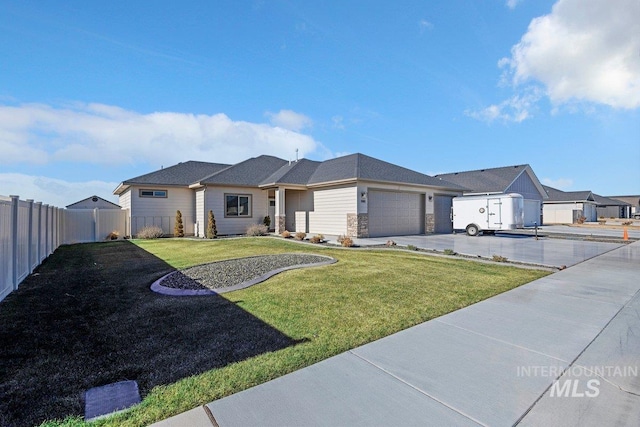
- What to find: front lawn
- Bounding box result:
[0,238,548,427]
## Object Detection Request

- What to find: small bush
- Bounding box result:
[294,232,307,241]
[174,210,184,237]
[207,210,217,239]
[492,254,508,262]
[407,244,418,251]
[137,226,164,239]
[281,230,291,238]
[386,240,397,247]
[337,235,347,244]
[576,216,587,224]
[106,230,119,240]
[443,248,456,255]
[309,234,324,244]
[598,220,606,225]
[263,215,271,228]
[246,224,269,236]
[341,237,354,247]
[622,221,633,226]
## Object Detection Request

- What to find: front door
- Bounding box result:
[268,198,276,230]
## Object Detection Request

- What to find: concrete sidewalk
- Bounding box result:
[152,241,640,427]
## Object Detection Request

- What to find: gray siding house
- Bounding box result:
[434,165,547,227]
[114,153,464,238]
[66,195,121,210]
[542,185,598,223]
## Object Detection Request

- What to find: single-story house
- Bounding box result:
[113,153,465,238]
[542,185,598,224]
[66,195,121,210]
[592,194,632,219]
[607,195,640,218]
[434,165,547,227]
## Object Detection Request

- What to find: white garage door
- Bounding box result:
[433,195,453,233]
[524,199,541,226]
[368,190,424,237]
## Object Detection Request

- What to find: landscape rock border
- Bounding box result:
[151,253,337,296]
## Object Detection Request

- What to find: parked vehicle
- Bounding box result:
[452,193,525,236]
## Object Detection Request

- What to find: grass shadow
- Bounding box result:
[0,241,301,427]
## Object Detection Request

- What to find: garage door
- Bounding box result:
[524,200,541,227]
[433,195,453,233]
[368,190,424,237]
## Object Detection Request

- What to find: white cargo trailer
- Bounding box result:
[452,193,524,236]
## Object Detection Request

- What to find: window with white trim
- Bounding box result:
[140,189,168,198]
[225,194,252,217]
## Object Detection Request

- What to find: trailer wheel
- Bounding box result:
[466,224,480,236]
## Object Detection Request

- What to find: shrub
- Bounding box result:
[622,220,633,226]
[598,220,606,225]
[309,234,324,244]
[337,235,347,244]
[407,244,418,251]
[246,224,269,236]
[206,210,217,239]
[281,230,291,238]
[137,225,164,239]
[174,210,184,237]
[263,215,271,228]
[294,232,307,241]
[106,230,119,240]
[386,240,397,247]
[341,237,354,247]
[492,254,508,262]
[443,248,456,255]
[576,216,587,224]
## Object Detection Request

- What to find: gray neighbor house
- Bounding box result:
[114,153,466,238]
[434,165,547,227]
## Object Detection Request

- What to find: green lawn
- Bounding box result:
[38,237,548,427]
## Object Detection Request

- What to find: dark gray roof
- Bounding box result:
[543,185,594,202]
[307,153,464,189]
[200,155,288,186]
[260,158,322,186]
[122,161,231,186]
[592,194,631,206]
[435,164,531,194]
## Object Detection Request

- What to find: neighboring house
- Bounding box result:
[114,153,465,238]
[542,185,598,224]
[607,195,640,218]
[66,195,121,210]
[434,165,547,227]
[592,194,632,219]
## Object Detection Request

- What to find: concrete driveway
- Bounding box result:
[328,233,623,269]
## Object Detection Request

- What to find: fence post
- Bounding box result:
[35,202,42,263]
[10,195,19,290]
[26,199,34,274]
[43,204,50,257]
[94,208,99,242]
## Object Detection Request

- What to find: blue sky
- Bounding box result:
[1,0,639,207]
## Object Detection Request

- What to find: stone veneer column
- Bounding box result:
[425,213,435,233]
[276,215,286,234]
[347,213,369,237]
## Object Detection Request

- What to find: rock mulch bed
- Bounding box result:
[154,253,336,294]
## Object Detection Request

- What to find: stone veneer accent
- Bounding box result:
[347,213,369,238]
[425,213,435,233]
[276,215,286,234]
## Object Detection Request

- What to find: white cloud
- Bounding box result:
[0,102,322,166]
[265,109,313,131]
[419,19,433,33]
[465,88,542,123]
[506,0,523,9]
[0,173,119,207]
[542,177,574,190]
[502,0,640,109]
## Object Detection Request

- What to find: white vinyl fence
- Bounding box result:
[0,195,129,302]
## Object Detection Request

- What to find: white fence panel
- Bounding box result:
[96,209,128,240]
[16,201,30,285]
[64,210,96,244]
[0,198,12,302]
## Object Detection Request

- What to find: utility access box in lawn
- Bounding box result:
[452,193,524,236]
